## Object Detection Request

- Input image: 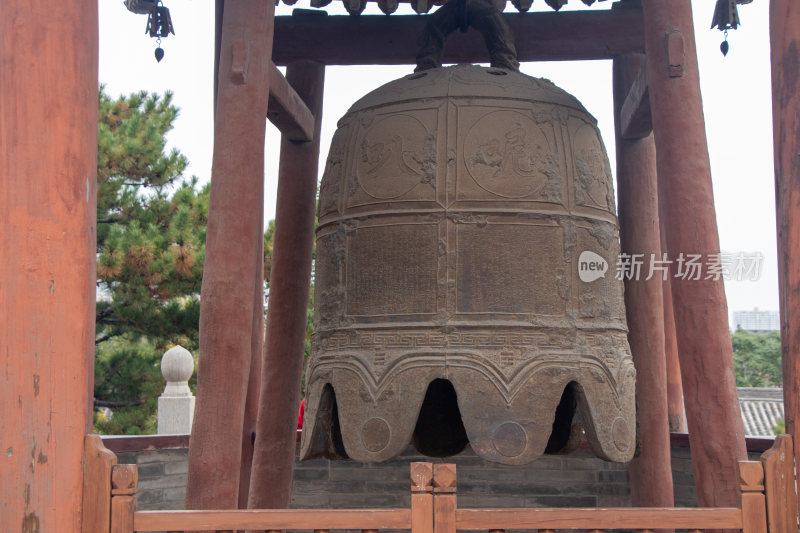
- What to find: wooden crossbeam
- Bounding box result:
[619,61,652,139]
[272,9,644,66]
[268,62,316,142]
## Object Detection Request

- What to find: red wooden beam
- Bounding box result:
[272,9,644,66]
[619,61,652,139]
[268,63,316,142]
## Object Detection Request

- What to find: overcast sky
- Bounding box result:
[98,0,776,325]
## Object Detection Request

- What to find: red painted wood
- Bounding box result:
[659,186,686,433]
[1,0,97,530]
[661,249,686,433]
[237,205,266,510]
[186,0,274,513]
[770,0,800,514]
[642,0,747,509]
[248,60,325,509]
[613,52,675,511]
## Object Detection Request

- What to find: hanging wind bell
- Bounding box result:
[711,0,752,56]
[146,0,175,62]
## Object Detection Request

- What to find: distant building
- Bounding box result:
[732,308,780,332]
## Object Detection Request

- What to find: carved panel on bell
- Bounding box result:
[456,106,564,205]
[314,226,347,330]
[346,109,439,209]
[572,122,616,215]
[318,125,350,222]
[345,223,439,317]
[455,222,565,316]
[574,223,625,321]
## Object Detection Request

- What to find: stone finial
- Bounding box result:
[157,345,195,434]
[160,345,194,397]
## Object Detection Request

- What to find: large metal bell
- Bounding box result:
[301,64,635,465]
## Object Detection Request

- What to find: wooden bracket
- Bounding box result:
[620,62,652,139]
[666,30,685,78]
[268,62,316,142]
[231,40,251,85]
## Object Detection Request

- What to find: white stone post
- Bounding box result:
[157,345,196,435]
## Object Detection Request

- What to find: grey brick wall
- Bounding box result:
[116,442,767,511]
[116,448,189,510]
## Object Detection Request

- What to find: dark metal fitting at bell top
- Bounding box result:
[301,56,636,466]
[711,0,741,31]
[146,1,175,39]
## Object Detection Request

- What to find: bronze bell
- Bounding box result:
[301,61,635,465]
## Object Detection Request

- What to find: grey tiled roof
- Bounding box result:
[738,387,784,437]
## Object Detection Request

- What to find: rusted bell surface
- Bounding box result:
[301,64,635,465]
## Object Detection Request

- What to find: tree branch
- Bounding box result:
[94,398,146,408]
[95,333,115,345]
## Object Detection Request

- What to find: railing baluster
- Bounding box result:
[109,464,138,533]
[739,461,768,533]
[433,464,457,533]
[411,462,434,533]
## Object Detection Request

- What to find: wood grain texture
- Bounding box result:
[1,0,98,530]
[134,509,412,531]
[82,435,118,533]
[760,435,798,532]
[455,508,743,530]
[271,10,644,65]
[434,495,457,533]
[770,0,800,515]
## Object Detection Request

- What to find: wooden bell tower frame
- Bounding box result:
[2,0,800,530]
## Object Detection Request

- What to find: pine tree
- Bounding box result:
[94,87,208,434]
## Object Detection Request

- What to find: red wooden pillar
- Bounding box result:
[613,53,675,510]
[642,0,747,508]
[770,0,800,511]
[1,0,97,530]
[186,0,274,511]
[248,60,325,509]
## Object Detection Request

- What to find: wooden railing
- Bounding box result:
[82,435,798,533]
